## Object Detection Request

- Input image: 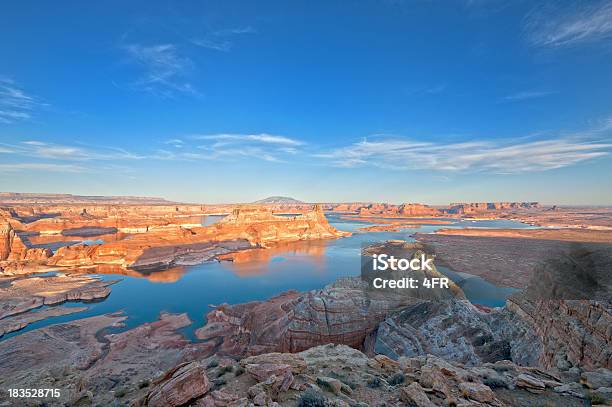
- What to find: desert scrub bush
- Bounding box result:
[114,387,127,398]
[587,392,605,405]
[329,371,358,390]
[216,365,234,377]
[298,388,327,407]
[206,359,219,369]
[367,376,383,388]
[234,366,245,376]
[492,364,511,372]
[483,376,508,389]
[212,377,227,390]
[387,372,405,386]
[316,377,338,393]
[137,379,150,389]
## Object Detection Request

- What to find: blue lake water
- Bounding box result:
[2,214,530,341]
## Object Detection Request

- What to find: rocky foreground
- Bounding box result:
[1,316,609,406]
[150,343,611,407]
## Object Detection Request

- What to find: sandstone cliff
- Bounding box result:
[43,205,349,271]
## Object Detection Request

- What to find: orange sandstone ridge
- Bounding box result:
[1,205,349,274]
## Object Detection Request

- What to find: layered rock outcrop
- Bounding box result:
[354,203,441,217]
[195,277,423,356]
[373,298,542,367]
[196,242,460,357]
[4,205,349,273]
[507,298,611,370]
[448,202,540,214]
[166,344,608,407]
[0,312,214,406]
[0,273,115,320]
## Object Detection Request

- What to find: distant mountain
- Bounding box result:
[0,192,175,205]
[253,196,304,204]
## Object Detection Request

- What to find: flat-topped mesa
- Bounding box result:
[448,202,540,214]
[331,202,367,212]
[356,202,440,217]
[397,203,440,216]
[14,204,211,235]
[44,205,349,271]
[216,204,349,247]
[220,206,282,223]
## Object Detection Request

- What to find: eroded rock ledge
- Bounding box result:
[1,205,349,275]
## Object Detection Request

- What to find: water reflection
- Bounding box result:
[2,215,537,340]
[77,264,187,283]
[217,240,329,276]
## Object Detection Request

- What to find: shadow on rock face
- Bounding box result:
[520,242,612,302]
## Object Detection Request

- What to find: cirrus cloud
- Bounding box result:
[317,131,611,174]
[0,77,45,124]
[122,43,197,97]
[524,0,612,48]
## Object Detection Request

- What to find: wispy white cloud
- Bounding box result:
[317,123,612,174]
[187,133,305,163]
[194,133,304,146]
[0,134,304,167]
[0,163,87,173]
[0,77,45,124]
[191,26,256,52]
[0,141,148,162]
[502,90,554,102]
[524,1,612,47]
[165,138,184,148]
[123,43,197,97]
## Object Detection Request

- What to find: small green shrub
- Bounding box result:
[387,372,405,386]
[114,388,127,398]
[329,371,358,389]
[587,392,605,405]
[367,376,382,388]
[492,364,511,372]
[316,378,337,393]
[298,388,327,407]
[216,365,234,377]
[483,376,508,389]
[207,359,219,368]
[212,377,227,389]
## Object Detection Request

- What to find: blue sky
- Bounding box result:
[1,0,611,204]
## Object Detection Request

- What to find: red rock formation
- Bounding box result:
[353,203,440,217]
[144,362,210,407]
[397,203,440,216]
[331,203,367,212]
[45,205,349,271]
[0,221,14,261]
[0,221,52,273]
[448,202,541,214]
[508,299,611,369]
[195,244,458,358]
